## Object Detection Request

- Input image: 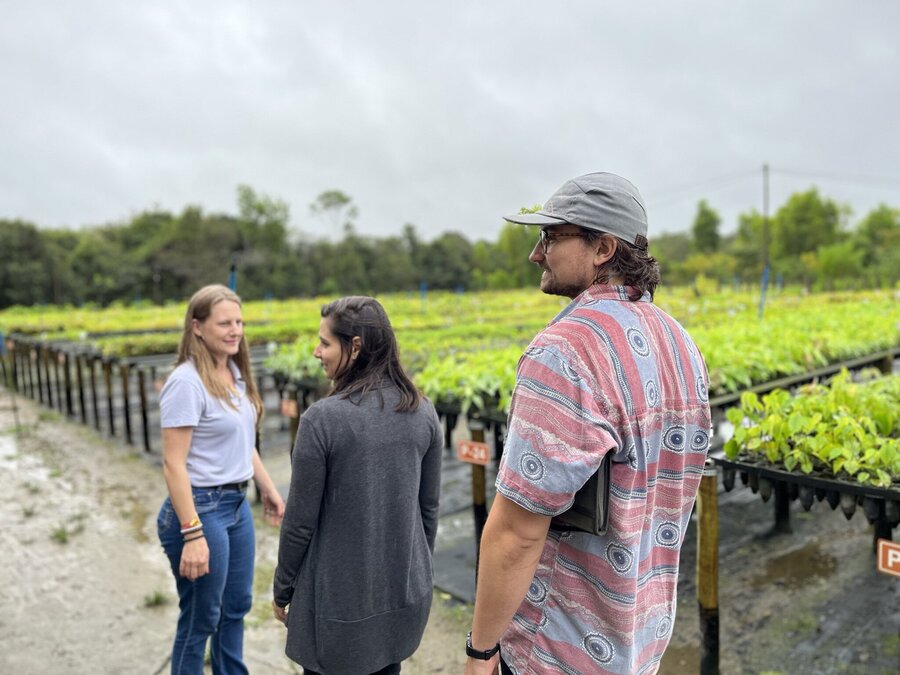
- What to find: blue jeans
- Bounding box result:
[158,487,255,675]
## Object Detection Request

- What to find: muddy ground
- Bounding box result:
[1,390,897,674]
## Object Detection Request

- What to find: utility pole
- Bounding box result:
[758,163,770,319]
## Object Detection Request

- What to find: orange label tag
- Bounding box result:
[877,539,900,578]
[280,398,299,418]
[457,440,491,466]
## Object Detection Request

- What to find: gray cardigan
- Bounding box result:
[273,384,443,674]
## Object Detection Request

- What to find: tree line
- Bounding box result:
[1,185,897,308]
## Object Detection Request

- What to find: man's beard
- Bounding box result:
[539,270,584,299]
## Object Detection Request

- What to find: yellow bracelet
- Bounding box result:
[181,515,201,529]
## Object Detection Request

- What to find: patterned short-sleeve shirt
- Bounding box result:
[496,285,712,675]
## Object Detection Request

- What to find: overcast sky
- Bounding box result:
[2,1,898,243]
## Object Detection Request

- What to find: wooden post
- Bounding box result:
[444,412,458,451]
[468,417,488,584]
[63,351,74,417]
[53,348,64,412]
[103,359,115,436]
[137,368,151,453]
[10,340,20,392]
[76,354,88,424]
[697,460,720,675]
[89,356,101,431]
[120,363,133,445]
[36,346,46,404]
[25,345,35,399]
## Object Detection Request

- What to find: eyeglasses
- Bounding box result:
[538,229,588,254]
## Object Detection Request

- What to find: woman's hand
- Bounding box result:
[261,486,286,527]
[272,600,288,625]
[179,537,210,581]
[252,449,286,527]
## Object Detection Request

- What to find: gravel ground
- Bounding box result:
[0,392,469,675]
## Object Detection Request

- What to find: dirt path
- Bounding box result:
[0,392,469,675]
[3,388,898,674]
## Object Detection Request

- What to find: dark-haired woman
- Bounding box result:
[157,284,285,674]
[273,296,443,674]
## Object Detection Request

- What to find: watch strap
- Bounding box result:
[466,631,501,660]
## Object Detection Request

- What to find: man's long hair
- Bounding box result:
[585,231,661,300]
[322,295,421,412]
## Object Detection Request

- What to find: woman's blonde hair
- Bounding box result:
[175,284,263,425]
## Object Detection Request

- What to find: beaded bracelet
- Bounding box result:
[183,533,205,543]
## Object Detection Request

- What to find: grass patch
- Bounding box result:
[48,467,63,478]
[37,410,60,422]
[51,524,70,543]
[22,506,36,518]
[22,481,40,495]
[50,520,85,544]
[143,589,170,608]
[883,632,900,658]
[771,610,819,639]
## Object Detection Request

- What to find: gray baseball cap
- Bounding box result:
[503,172,649,248]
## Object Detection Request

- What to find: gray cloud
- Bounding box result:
[1,0,898,241]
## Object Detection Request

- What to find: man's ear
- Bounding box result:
[350,336,362,360]
[593,235,618,266]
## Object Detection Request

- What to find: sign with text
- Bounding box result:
[457,439,490,466]
[877,539,900,578]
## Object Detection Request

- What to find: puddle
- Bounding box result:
[750,540,838,589]
[0,433,15,453]
[0,432,19,468]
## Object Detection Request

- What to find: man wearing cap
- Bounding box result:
[465,173,712,674]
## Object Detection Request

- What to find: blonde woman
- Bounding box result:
[156,284,284,674]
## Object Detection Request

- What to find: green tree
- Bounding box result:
[310,190,358,233]
[650,232,692,285]
[494,223,541,287]
[681,252,737,287]
[235,185,294,298]
[854,204,900,286]
[770,189,845,261]
[725,211,765,282]
[151,207,243,299]
[419,232,473,290]
[815,240,864,290]
[369,237,416,293]
[65,228,125,305]
[0,220,54,307]
[691,200,721,253]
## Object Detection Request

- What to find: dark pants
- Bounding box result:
[303,665,401,675]
[500,655,514,675]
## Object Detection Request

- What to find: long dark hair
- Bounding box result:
[585,231,661,300]
[321,296,421,412]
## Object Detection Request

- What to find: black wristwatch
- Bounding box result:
[466,631,501,660]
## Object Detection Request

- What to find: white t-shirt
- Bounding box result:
[159,359,256,487]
